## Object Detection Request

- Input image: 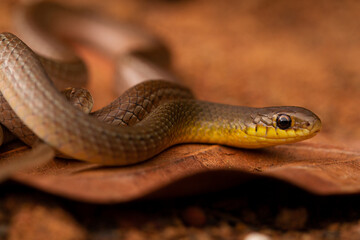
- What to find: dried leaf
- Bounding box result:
[0,143,54,182]
[2,142,356,203]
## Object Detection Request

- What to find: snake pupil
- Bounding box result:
[276,114,292,130]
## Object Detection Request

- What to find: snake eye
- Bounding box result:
[276,114,292,130]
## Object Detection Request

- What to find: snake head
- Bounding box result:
[240,106,322,147]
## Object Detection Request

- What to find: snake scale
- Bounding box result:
[0,2,321,166]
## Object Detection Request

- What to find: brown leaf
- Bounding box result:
[4,142,357,203]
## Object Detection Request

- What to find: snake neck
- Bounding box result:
[133,100,252,148]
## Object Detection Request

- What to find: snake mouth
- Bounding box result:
[241,123,321,142]
[310,117,322,135]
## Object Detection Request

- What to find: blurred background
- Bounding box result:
[1,0,359,149]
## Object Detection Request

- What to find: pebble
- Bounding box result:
[182,206,207,227]
[243,232,271,240]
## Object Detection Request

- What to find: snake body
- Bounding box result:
[0,3,321,166]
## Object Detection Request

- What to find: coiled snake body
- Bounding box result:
[0,2,321,166]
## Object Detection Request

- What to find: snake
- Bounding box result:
[0,2,321,166]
